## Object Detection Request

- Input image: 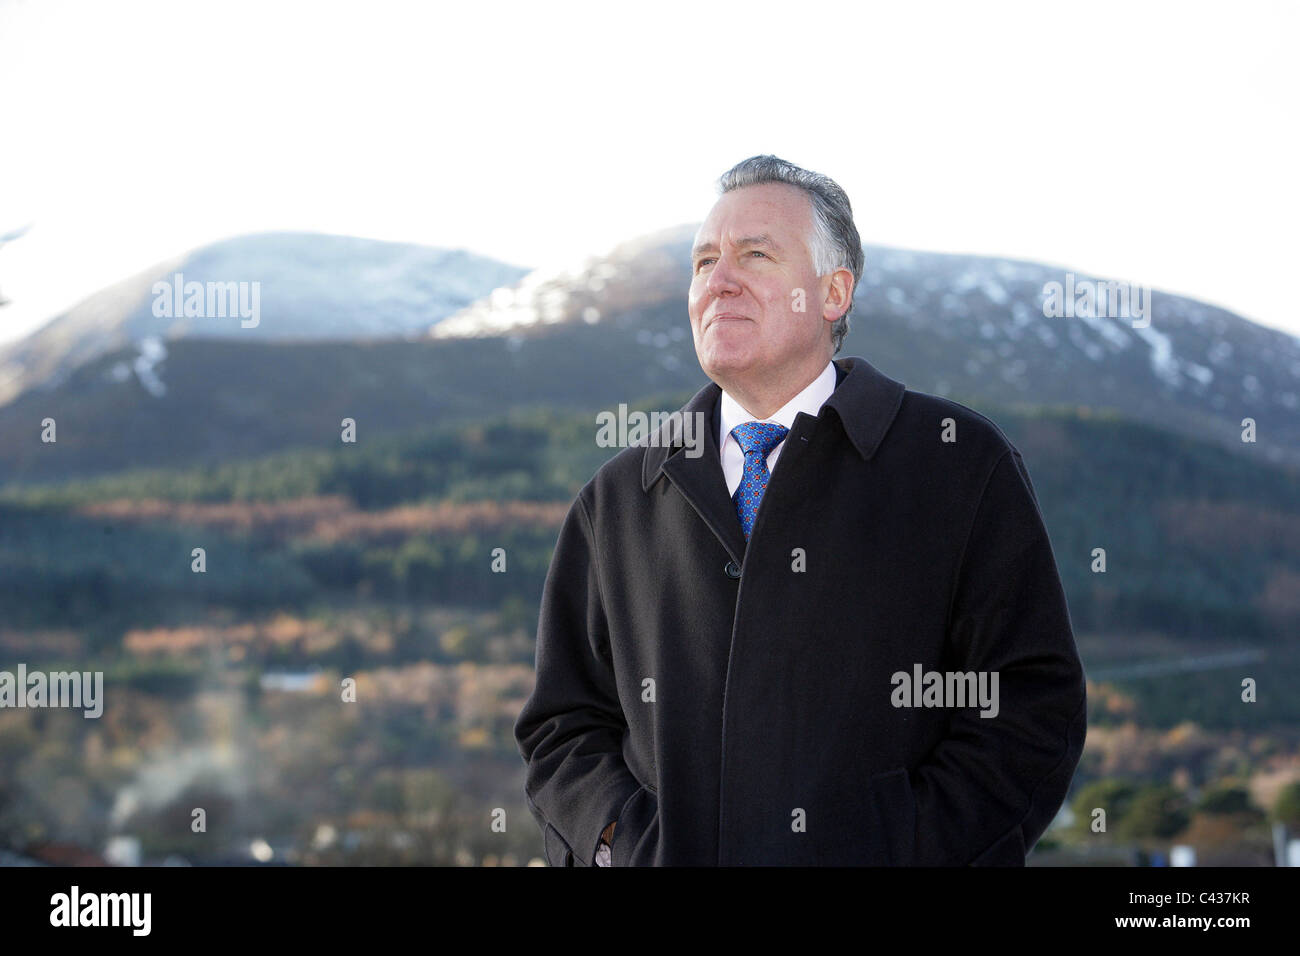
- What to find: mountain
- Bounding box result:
[434,224,1300,470]
[0,226,1297,485]
[0,232,529,406]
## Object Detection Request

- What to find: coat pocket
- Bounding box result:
[869,768,917,866]
[610,784,659,866]
[543,821,576,867]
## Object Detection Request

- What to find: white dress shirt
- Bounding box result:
[719,361,837,498]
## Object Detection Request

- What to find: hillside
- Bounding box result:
[3,395,1297,655]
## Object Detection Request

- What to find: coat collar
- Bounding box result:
[640,354,907,494]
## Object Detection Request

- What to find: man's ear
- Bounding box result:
[823,267,854,322]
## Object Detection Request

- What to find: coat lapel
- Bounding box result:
[642,378,749,565]
[640,355,907,566]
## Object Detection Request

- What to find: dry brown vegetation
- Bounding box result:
[76,496,568,545]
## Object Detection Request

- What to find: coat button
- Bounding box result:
[724,561,741,579]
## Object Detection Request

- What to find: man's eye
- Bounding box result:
[696,252,768,271]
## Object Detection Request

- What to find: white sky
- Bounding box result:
[1,0,1297,347]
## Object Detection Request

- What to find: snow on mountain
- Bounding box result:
[0,232,529,406]
[430,224,695,340]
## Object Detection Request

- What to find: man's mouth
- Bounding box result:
[709,312,750,329]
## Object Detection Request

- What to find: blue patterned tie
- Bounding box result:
[731,421,789,541]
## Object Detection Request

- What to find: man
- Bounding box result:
[514,155,1087,866]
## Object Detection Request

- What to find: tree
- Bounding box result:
[1116,784,1191,840]
[1071,778,1138,836]
[1274,782,1300,829]
[1197,784,1263,820]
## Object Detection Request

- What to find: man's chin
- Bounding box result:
[698,350,760,382]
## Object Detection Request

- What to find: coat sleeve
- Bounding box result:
[514,491,643,867]
[909,446,1087,866]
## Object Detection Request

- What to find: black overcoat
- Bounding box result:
[514,355,1087,865]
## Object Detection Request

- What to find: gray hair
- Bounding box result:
[716,155,863,354]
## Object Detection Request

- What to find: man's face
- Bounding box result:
[688,182,834,384]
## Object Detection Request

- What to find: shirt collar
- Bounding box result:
[640,356,908,492]
[719,360,837,449]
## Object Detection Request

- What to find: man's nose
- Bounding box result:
[706,254,742,296]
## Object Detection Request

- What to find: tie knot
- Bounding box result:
[730,420,788,457]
